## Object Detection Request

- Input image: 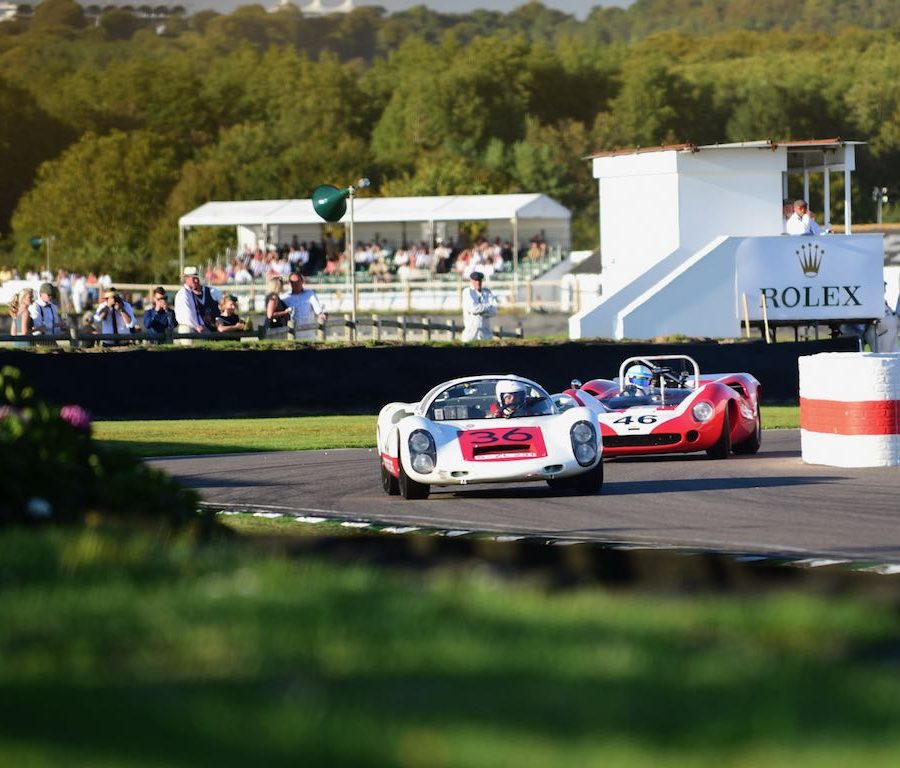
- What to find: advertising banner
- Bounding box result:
[736,234,884,322]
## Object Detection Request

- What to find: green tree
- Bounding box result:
[0,75,74,237]
[98,9,141,41]
[11,130,179,278]
[30,0,86,32]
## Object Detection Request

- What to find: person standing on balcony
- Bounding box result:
[461,271,497,342]
[786,199,827,235]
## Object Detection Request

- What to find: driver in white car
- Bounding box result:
[489,379,529,418]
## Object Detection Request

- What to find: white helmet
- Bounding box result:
[626,364,652,390]
[496,379,527,409]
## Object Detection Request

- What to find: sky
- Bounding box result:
[187,0,632,21]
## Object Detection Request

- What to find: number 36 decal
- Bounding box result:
[612,415,657,425]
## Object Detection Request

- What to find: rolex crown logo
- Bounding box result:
[797,243,823,277]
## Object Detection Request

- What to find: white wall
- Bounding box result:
[616,238,741,340]
[598,172,679,296]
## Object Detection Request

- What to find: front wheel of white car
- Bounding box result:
[573,461,604,495]
[380,461,400,495]
[399,462,429,500]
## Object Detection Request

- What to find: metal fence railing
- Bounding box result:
[0,314,524,348]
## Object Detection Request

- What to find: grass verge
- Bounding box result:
[94,406,799,458]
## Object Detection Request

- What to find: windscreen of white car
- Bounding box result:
[427,378,555,421]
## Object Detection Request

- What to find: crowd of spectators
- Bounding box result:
[2,232,552,344]
[202,234,550,286]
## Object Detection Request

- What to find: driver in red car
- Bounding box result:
[622,364,653,396]
[488,379,529,418]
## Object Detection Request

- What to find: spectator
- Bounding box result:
[461,271,497,342]
[71,273,88,314]
[434,238,452,274]
[8,287,34,339]
[175,267,212,333]
[782,198,794,233]
[281,272,326,340]
[289,241,310,273]
[93,289,136,345]
[80,311,98,348]
[369,254,392,283]
[29,282,64,335]
[215,294,248,334]
[175,265,220,334]
[786,199,827,235]
[265,277,291,330]
[143,286,177,339]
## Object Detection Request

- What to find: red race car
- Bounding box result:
[564,355,762,459]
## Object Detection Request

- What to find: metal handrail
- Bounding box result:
[0,314,524,347]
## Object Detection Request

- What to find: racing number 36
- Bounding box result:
[612,415,658,425]
[467,428,533,443]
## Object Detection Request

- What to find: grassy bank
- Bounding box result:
[0,525,898,767]
[94,406,799,457]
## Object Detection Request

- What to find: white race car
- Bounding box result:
[377,375,604,500]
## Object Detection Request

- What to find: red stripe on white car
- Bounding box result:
[380,452,400,476]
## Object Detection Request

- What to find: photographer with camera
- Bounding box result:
[143,286,177,340]
[92,289,135,346]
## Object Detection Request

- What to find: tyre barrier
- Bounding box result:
[799,352,900,467]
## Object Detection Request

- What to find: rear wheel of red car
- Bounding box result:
[399,462,429,500]
[732,410,762,455]
[573,461,604,495]
[706,410,731,459]
[380,460,400,495]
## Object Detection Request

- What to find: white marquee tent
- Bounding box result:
[178,193,571,273]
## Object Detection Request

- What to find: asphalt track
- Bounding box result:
[148,429,900,565]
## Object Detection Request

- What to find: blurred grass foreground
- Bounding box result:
[1,524,900,768]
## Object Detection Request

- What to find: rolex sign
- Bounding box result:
[735,234,884,322]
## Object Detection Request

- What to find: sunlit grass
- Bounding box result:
[94,407,798,458]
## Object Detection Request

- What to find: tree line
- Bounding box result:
[2,0,900,280]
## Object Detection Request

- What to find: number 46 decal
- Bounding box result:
[613,414,658,425]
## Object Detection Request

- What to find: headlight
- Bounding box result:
[571,421,594,444]
[692,402,714,422]
[409,431,433,453]
[570,420,597,466]
[408,429,436,474]
[412,453,435,473]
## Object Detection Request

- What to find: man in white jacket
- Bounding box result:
[461,271,497,342]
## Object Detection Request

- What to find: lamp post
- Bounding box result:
[312,178,370,337]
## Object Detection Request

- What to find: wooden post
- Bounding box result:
[526,281,533,313]
[450,319,457,341]
[741,292,750,339]
[759,290,771,344]
[319,319,327,343]
[344,313,352,342]
[405,282,412,312]
[516,324,524,339]
[399,315,407,343]
[424,316,431,341]
[373,314,381,342]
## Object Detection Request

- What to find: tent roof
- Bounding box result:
[179,193,570,228]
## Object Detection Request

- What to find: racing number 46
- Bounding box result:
[612,415,657,425]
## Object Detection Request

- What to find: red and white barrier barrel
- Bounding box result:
[799,352,900,467]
